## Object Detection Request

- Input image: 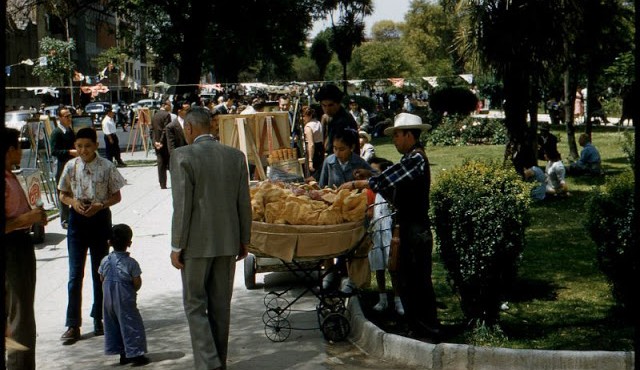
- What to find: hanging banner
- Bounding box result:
[388,78,405,88]
[422,76,438,87]
[459,74,474,84]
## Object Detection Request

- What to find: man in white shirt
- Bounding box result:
[101,106,127,167]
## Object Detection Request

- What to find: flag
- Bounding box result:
[422,76,438,88]
[388,78,405,88]
[38,56,47,66]
[459,74,474,84]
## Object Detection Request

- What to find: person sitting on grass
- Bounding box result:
[568,133,602,176]
[367,157,404,315]
[99,224,149,367]
[545,149,570,197]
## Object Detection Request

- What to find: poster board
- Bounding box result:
[137,108,151,126]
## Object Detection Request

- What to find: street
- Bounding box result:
[31,158,414,370]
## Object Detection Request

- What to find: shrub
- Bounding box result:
[429,87,478,115]
[431,160,531,327]
[427,116,507,146]
[584,171,636,316]
[620,131,635,170]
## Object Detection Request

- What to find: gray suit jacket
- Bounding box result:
[170,135,252,258]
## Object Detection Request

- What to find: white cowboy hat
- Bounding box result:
[384,113,432,136]
[358,130,371,142]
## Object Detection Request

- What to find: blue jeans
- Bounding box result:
[65,208,111,327]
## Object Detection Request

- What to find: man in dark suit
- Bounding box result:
[169,107,251,370]
[50,108,77,228]
[166,101,190,154]
[151,99,172,189]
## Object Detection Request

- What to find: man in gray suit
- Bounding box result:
[169,107,251,370]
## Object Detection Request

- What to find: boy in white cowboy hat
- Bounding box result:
[342,113,440,341]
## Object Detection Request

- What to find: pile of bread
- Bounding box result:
[267,148,298,165]
[250,181,367,225]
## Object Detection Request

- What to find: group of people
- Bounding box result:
[5,83,442,370]
[527,122,602,201]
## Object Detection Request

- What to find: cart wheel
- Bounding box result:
[31,222,45,244]
[264,317,291,342]
[320,313,350,342]
[265,296,291,319]
[244,254,257,289]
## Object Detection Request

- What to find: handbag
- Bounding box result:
[388,224,400,272]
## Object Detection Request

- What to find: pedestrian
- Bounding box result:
[314,84,359,154]
[4,127,48,370]
[58,127,126,343]
[99,224,149,366]
[151,99,172,189]
[101,106,127,167]
[342,113,440,341]
[358,130,375,162]
[537,122,558,161]
[50,107,78,229]
[302,105,324,180]
[165,100,190,154]
[318,127,374,293]
[348,98,370,132]
[366,157,404,315]
[169,107,252,370]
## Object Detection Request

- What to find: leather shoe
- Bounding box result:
[130,355,150,366]
[60,326,80,341]
[94,319,104,336]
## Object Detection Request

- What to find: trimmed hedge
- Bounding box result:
[584,171,636,315]
[431,160,531,327]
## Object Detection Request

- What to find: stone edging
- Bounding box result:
[347,297,634,370]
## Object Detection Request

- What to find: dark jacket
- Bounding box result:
[166,119,187,153]
[151,109,171,145]
[326,107,359,153]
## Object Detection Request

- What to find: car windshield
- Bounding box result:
[4,112,33,129]
[85,104,106,112]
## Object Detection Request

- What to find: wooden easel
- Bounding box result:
[229,117,267,180]
[126,108,150,155]
[217,112,290,181]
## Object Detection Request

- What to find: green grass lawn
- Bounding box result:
[364,126,635,351]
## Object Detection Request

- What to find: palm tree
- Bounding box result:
[320,0,373,93]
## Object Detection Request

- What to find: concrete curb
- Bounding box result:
[347,297,635,370]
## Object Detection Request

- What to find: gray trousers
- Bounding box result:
[5,231,37,370]
[181,256,235,370]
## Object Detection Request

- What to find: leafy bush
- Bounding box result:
[620,131,635,170]
[429,87,478,115]
[431,160,531,327]
[584,171,636,316]
[427,116,507,146]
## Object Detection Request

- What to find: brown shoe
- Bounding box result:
[60,326,80,341]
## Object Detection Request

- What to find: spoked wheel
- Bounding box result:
[265,296,291,319]
[263,292,283,307]
[264,316,291,342]
[320,312,351,342]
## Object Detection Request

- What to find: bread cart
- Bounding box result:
[247,220,366,342]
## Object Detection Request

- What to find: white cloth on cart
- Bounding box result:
[368,193,392,271]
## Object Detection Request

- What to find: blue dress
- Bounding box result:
[98,251,147,358]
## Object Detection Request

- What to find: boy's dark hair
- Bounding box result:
[368,157,393,172]
[333,127,359,149]
[75,127,98,142]
[2,127,20,153]
[111,224,133,251]
[314,84,343,103]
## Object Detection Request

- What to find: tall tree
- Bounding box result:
[319,0,373,92]
[310,30,333,81]
[350,39,416,79]
[401,0,457,77]
[456,0,569,171]
[113,0,317,96]
[371,20,402,41]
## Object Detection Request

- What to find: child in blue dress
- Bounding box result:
[98,224,149,366]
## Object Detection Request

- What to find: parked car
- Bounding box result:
[137,99,161,109]
[43,105,76,119]
[84,102,120,128]
[4,110,38,149]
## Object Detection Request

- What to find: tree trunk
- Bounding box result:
[502,66,530,175]
[174,3,210,100]
[342,63,348,95]
[563,70,579,160]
